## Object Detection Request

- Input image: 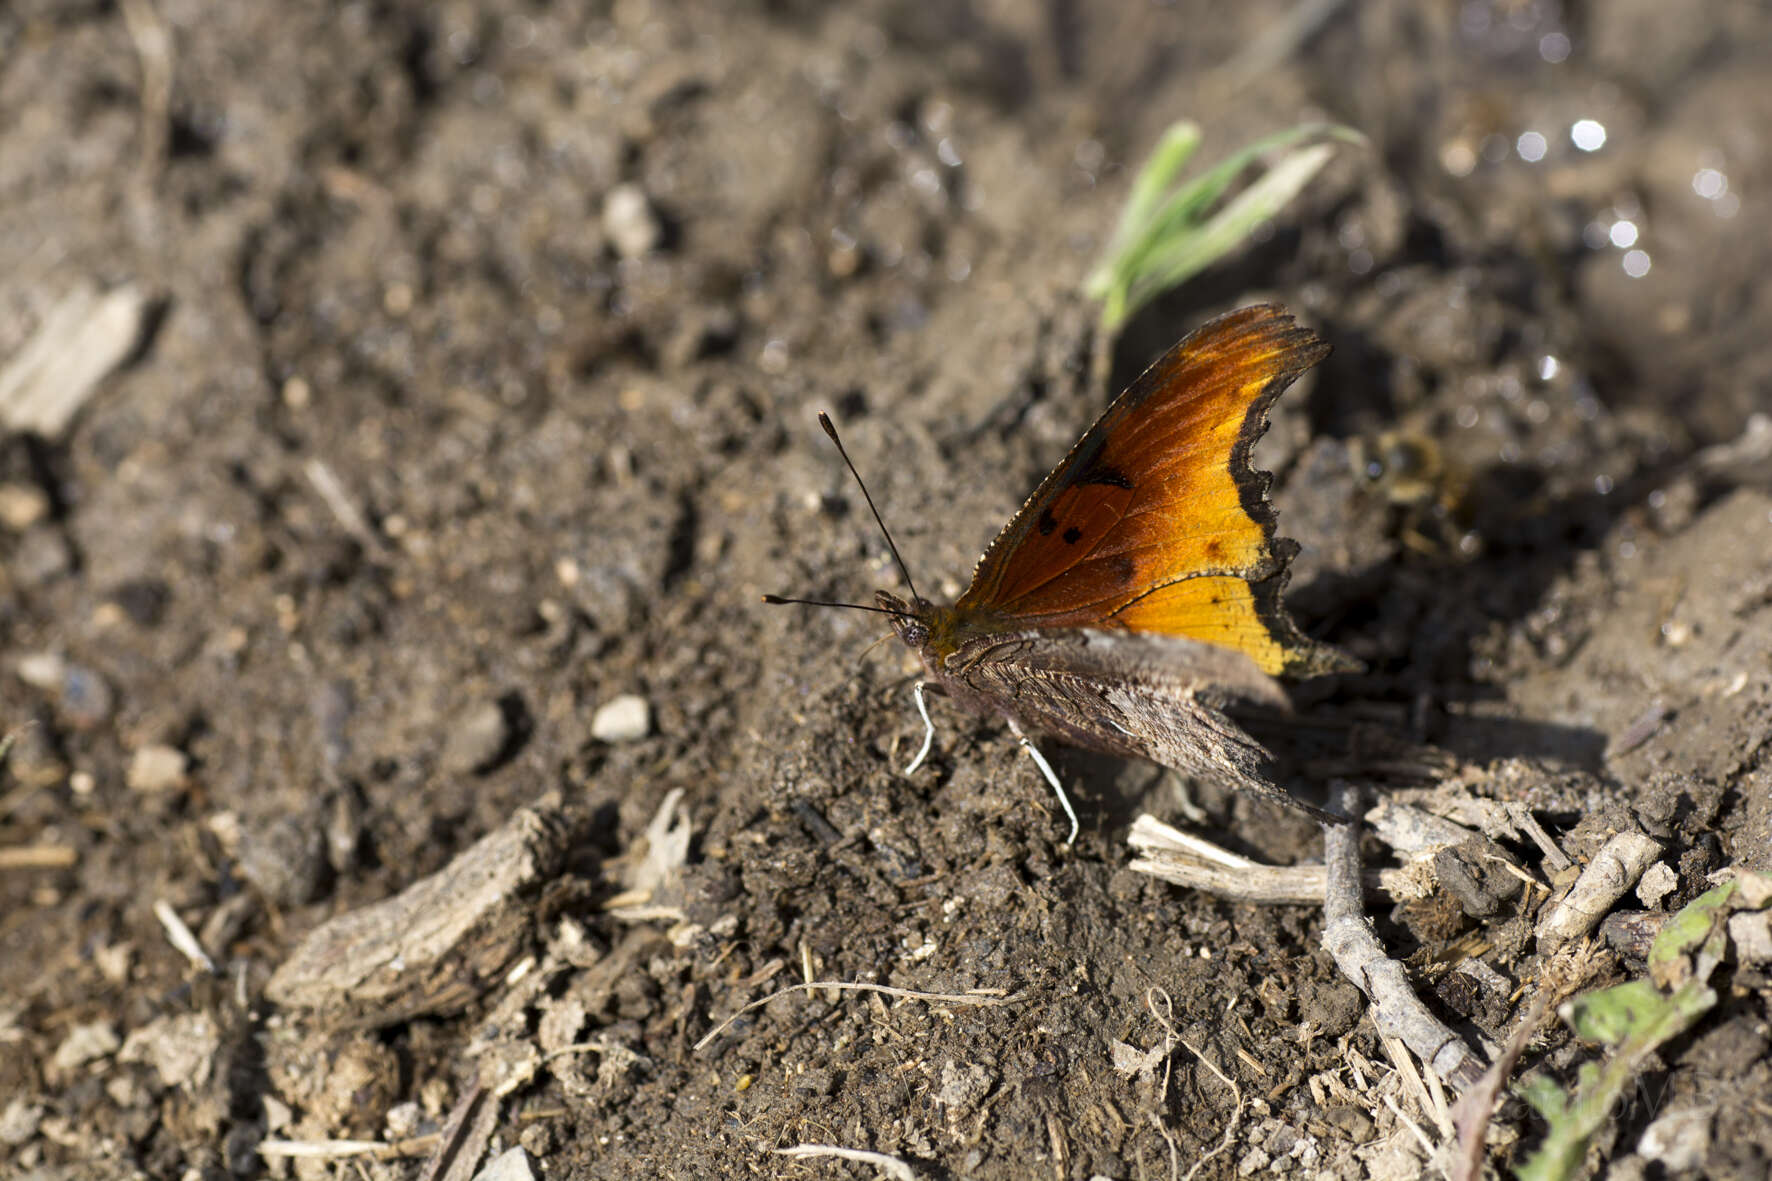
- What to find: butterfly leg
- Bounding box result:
[903,681,939,776]
[1006,718,1079,847]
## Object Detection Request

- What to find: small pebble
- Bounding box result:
[326,788,366,874]
[15,651,67,691]
[126,744,189,792]
[105,1072,145,1109]
[1638,1104,1714,1172]
[1237,1146,1272,1177]
[51,1021,120,1074]
[602,183,662,259]
[936,1061,995,1111]
[383,1101,423,1141]
[16,653,114,727]
[1728,911,1772,964]
[518,1122,558,1158]
[440,700,511,774]
[60,664,114,728]
[0,483,50,530]
[239,814,329,907]
[263,1095,293,1134]
[0,1098,44,1146]
[118,1012,220,1091]
[94,942,132,983]
[419,1076,452,1117]
[474,1147,539,1181]
[1636,861,1678,908]
[592,694,651,742]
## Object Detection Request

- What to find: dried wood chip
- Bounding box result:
[1536,832,1661,953]
[0,285,147,438]
[267,799,583,1026]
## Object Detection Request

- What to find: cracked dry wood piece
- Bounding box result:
[0,285,147,438]
[266,800,581,1027]
[1365,801,1478,858]
[1536,831,1662,954]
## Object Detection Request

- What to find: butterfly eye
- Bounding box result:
[901,620,929,648]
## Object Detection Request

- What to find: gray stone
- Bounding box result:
[592,694,650,743]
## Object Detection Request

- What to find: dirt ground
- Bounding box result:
[4,2,1771,1178]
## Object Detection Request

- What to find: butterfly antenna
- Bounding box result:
[818,412,922,603]
[760,594,909,617]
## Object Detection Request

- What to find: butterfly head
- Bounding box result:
[876,590,940,653]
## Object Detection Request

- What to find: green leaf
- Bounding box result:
[1649,880,1735,975]
[1515,885,1735,1180]
[1516,1074,1571,1123]
[1514,1070,1591,1181]
[1564,979,1672,1046]
[1084,120,1362,336]
[1086,120,1202,301]
[1120,143,1337,321]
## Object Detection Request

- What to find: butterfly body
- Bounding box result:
[876,304,1353,823]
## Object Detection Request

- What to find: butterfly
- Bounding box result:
[770,304,1355,841]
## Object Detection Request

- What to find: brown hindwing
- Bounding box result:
[943,627,1342,822]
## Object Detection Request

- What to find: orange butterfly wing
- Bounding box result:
[953,304,1348,677]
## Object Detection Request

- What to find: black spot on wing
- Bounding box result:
[1037,509,1058,536]
[1062,526,1083,544]
[1078,465,1133,489]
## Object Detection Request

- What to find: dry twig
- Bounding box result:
[1128,814,1402,904]
[304,458,389,557]
[1536,832,1661,952]
[774,1144,918,1180]
[267,799,580,1024]
[0,844,77,870]
[0,286,147,438]
[258,1136,438,1161]
[417,1080,497,1181]
[1449,994,1551,1181]
[1321,783,1486,1089]
[153,899,215,974]
[695,981,1018,1051]
[117,0,172,179]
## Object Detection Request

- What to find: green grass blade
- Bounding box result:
[1121,142,1337,321]
[1086,121,1361,336]
[1089,121,1202,290]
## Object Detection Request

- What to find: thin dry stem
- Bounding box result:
[1130,813,1402,904]
[774,1144,918,1180]
[1449,994,1552,1181]
[0,845,78,870]
[695,981,1019,1051]
[153,899,214,974]
[118,0,171,180]
[259,1137,438,1161]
